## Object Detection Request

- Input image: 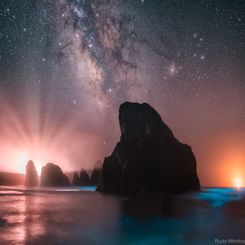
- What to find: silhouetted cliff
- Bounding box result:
[98,102,200,194]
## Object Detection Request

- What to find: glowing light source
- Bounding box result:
[34,159,43,176]
[14,152,44,176]
[15,152,29,174]
[234,177,242,189]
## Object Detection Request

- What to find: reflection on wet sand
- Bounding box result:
[0,189,121,245]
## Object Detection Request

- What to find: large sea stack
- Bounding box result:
[99,102,200,194]
[25,160,38,186]
[40,163,70,187]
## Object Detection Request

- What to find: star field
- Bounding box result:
[0,0,244,186]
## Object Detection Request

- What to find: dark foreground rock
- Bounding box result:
[40,163,70,187]
[25,160,38,186]
[98,102,200,194]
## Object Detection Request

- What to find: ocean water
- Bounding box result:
[0,186,245,245]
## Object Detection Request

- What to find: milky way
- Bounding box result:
[0,0,245,186]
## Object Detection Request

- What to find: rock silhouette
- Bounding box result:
[90,168,102,186]
[91,160,102,186]
[99,102,200,194]
[25,160,38,186]
[40,163,70,187]
[72,162,102,186]
[80,169,90,186]
[72,172,80,185]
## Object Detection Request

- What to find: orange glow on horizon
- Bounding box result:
[234,177,243,189]
[197,130,245,187]
[15,151,29,175]
[14,152,44,176]
[0,93,106,176]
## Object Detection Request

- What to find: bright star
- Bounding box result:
[169,62,177,75]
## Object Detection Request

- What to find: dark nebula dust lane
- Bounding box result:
[0,0,244,186]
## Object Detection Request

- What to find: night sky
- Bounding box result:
[0,0,244,187]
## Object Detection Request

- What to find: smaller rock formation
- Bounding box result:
[80,169,90,186]
[40,163,70,187]
[90,168,102,186]
[72,172,80,185]
[90,160,102,186]
[72,164,102,186]
[25,160,38,187]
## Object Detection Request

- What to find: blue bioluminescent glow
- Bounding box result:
[193,188,245,207]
